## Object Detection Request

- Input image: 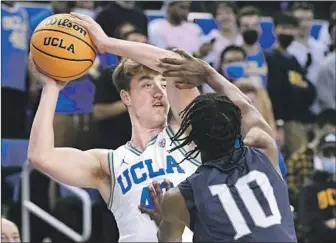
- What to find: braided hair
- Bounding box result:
[170,93,243,163]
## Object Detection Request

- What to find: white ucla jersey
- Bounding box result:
[106,126,201,242]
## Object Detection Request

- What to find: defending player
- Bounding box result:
[27,14,201,242]
[153,51,297,242]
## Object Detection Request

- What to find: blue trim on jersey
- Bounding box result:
[107,150,115,209]
[124,135,158,156]
[166,126,201,166]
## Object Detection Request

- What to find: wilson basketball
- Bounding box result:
[30,14,96,82]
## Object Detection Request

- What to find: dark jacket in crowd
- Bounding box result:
[265,49,316,123]
[298,171,336,242]
[95,2,148,38]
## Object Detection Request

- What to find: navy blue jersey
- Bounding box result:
[179,147,297,242]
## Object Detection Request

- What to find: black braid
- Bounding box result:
[169,93,243,163]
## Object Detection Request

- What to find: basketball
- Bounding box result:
[30,14,96,82]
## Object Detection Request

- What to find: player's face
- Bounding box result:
[293,9,313,37]
[124,73,169,129]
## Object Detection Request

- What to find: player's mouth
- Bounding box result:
[153,101,164,107]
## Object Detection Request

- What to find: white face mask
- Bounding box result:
[72,8,96,19]
[314,156,336,174]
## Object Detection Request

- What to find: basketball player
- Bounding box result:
[28,14,202,242]
[151,51,297,242]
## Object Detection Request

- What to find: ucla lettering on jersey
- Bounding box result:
[1,4,29,91]
[106,126,200,242]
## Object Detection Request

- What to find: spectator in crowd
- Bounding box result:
[202,45,246,93]
[72,1,96,18]
[203,1,243,69]
[265,12,316,156]
[95,1,148,38]
[287,109,336,209]
[298,133,336,243]
[317,2,336,53]
[287,2,326,115]
[315,13,336,111]
[149,0,207,56]
[2,1,29,139]
[237,6,268,89]
[1,218,21,242]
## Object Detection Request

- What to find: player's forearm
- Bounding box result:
[204,67,273,137]
[28,85,59,164]
[157,221,182,243]
[103,37,177,73]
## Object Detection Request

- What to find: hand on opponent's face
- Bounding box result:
[159,49,211,89]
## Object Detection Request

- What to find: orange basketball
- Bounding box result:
[30,14,96,82]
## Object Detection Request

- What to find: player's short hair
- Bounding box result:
[236,6,261,27]
[170,93,243,162]
[112,58,159,92]
[273,11,299,27]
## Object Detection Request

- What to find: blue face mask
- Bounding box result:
[320,157,336,174]
[222,62,246,81]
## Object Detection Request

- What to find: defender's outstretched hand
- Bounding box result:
[28,54,65,90]
[138,180,171,227]
[159,49,212,89]
[70,12,109,53]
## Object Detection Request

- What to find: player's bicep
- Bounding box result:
[244,127,281,175]
[33,148,107,189]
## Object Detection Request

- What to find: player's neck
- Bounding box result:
[130,125,164,151]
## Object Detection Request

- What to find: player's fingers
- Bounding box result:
[159,57,184,65]
[148,184,160,208]
[158,62,181,71]
[153,181,163,197]
[162,71,182,78]
[70,12,91,21]
[163,179,171,191]
[70,17,89,29]
[173,48,193,60]
[138,205,154,216]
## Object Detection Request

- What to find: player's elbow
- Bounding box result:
[27,148,52,170]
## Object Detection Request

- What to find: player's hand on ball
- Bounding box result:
[28,54,65,90]
[138,179,171,227]
[159,48,211,89]
[70,12,108,53]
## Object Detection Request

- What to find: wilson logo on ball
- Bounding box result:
[43,37,75,54]
[45,17,87,37]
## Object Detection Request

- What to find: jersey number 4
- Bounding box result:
[209,170,282,240]
[140,181,175,209]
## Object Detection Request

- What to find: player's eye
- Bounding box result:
[161,83,167,89]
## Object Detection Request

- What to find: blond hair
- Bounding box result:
[112,58,159,92]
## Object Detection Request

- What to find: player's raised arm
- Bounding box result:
[159,50,279,173]
[70,13,200,125]
[27,56,110,197]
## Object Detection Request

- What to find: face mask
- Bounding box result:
[72,8,96,18]
[242,29,259,45]
[222,62,246,81]
[278,34,294,49]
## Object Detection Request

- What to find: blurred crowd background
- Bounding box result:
[1,1,335,243]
